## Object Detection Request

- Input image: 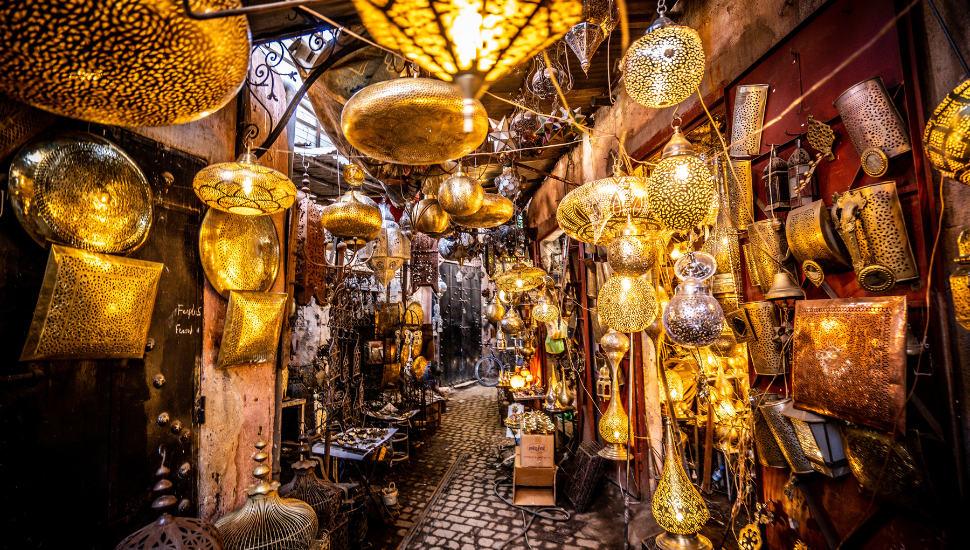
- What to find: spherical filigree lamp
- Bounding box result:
[654,417,712,550]
[924,78,970,185]
[598,275,657,333]
[608,223,658,276]
[556,175,651,245]
[663,252,725,348]
[438,168,484,216]
[500,307,526,335]
[320,186,382,246]
[621,8,706,109]
[194,153,297,215]
[532,295,560,323]
[648,126,715,231]
[598,330,630,460]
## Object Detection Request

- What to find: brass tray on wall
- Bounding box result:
[21,245,163,360]
[199,208,280,299]
[217,291,287,368]
[792,297,907,433]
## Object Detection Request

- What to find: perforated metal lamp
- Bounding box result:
[598,274,657,333]
[598,330,630,461]
[924,78,970,185]
[648,125,716,231]
[350,0,583,131]
[194,152,297,215]
[654,417,712,550]
[781,402,850,478]
[621,1,706,109]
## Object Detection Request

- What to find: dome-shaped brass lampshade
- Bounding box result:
[556,175,651,246]
[598,275,657,333]
[0,0,251,127]
[622,16,706,109]
[924,78,970,185]
[320,190,382,242]
[342,78,489,164]
[648,127,715,231]
[194,153,297,216]
[451,193,514,228]
[495,262,547,292]
[438,168,485,216]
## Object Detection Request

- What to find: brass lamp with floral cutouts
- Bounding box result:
[556,174,651,246]
[648,125,716,231]
[925,78,970,185]
[319,168,382,248]
[598,330,630,461]
[608,222,659,277]
[598,274,657,333]
[654,417,712,550]
[193,152,297,215]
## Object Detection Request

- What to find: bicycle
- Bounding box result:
[475,344,515,387]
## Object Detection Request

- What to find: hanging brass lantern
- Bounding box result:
[349,0,583,130]
[341,78,488,164]
[451,193,514,228]
[320,188,382,246]
[648,126,716,231]
[368,211,411,286]
[621,4,706,109]
[438,167,485,216]
[598,330,630,461]
[763,147,790,212]
[532,294,560,323]
[653,417,711,550]
[194,152,296,216]
[495,262,547,292]
[412,196,452,236]
[950,226,970,331]
[564,0,618,74]
[598,274,658,333]
[0,0,250,127]
[924,78,970,185]
[500,307,526,335]
[215,433,318,550]
[199,208,280,299]
[556,174,651,245]
[608,223,658,277]
[485,295,506,324]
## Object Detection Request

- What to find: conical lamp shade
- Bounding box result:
[653,418,712,550]
[564,23,606,74]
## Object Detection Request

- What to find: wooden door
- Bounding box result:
[437,262,482,385]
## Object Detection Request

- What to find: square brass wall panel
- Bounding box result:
[217,291,287,369]
[792,297,907,433]
[21,245,163,360]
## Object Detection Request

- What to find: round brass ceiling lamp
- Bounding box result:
[556,174,652,246]
[319,168,382,249]
[647,124,715,231]
[193,151,297,215]
[342,78,489,164]
[0,0,251,126]
[621,1,705,109]
[438,165,485,216]
[349,0,583,131]
[924,78,970,185]
[451,193,514,228]
[608,221,660,277]
[495,262,547,293]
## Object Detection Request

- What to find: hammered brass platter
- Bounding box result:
[792,297,906,433]
[8,131,153,252]
[341,78,488,165]
[199,208,280,299]
[22,245,163,360]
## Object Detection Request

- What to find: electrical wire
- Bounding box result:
[492,477,571,549]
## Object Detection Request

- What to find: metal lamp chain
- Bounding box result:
[657,0,667,18]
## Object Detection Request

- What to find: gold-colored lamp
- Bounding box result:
[532,295,560,323]
[217,291,287,368]
[199,208,280,299]
[438,167,485,216]
[654,417,712,550]
[412,197,452,235]
[950,226,970,330]
[598,275,657,333]
[319,190,382,244]
[621,11,705,109]
[494,262,547,292]
[451,193,514,228]
[598,330,630,460]
[648,126,716,231]
[608,223,658,277]
[368,216,411,286]
[8,131,154,253]
[499,306,526,335]
[925,78,970,185]
[341,78,489,163]
[194,152,296,215]
[21,245,163,361]
[349,0,583,130]
[485,295,506,324]
[556,175,651,245]
[0,0,251,127]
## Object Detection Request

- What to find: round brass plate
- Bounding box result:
[341,78,488,165]
[451,194,514,229]
[8,131,153,252]
[199,208,280,299]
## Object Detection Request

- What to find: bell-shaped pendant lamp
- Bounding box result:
[598,330,630,460]
[500,306,526,335]
[320,167,382,247]
[621,4,706,109]
[653,417,712,550]
[495,261,547,292]
[368,207,412,286]
[663,252,725,348]
[598,274,657,333]
[215,431,318,550]
[564,0,618,73]
[648,126,716,231]
[349,0,584,131]
[438,166,485,216]
[194,152,297,215]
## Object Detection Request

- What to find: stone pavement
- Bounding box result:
[365,384,653,550]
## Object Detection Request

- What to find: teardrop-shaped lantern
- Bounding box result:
[368,209,411,286]
[653,418,712,550]
[598,330,630,461]
[648,126,715,231]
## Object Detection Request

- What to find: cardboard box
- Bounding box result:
[512,485,556,506]
[519,434,555,468]
[514,452,557,486]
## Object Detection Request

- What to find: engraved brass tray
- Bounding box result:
[8,131,153,252]
[341,78,488,165]
[21,245,163,360]
[792,297,906,433]
[451,193,514,229]
[199,208,280,299]
[217,291,288,368]
[0,0,251,127]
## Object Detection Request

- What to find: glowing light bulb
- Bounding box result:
[675,164,690,180]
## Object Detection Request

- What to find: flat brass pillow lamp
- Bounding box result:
[216,291,288,369]
[450,193,514,228]
[0,0,251,126]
